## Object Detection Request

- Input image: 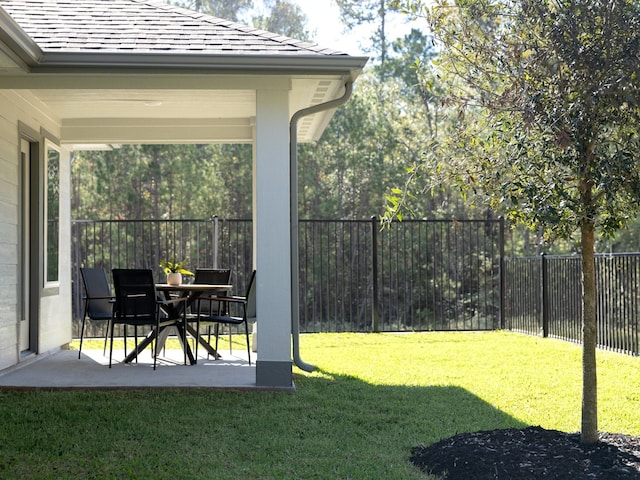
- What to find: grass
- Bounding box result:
[0,331,638,479]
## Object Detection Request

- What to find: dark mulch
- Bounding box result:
[410,426,640,479]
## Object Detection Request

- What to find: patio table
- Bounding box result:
[122,283,232,365]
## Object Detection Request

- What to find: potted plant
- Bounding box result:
[159,259,193,286]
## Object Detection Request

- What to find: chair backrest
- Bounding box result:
[112,269,157,321]
[80,267,113,319]
[194,268,231,286]
[245,270,256,320]
[193,268,231,314]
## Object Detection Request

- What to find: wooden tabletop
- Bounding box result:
[155,283,232,291]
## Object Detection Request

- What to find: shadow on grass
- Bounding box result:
[294,367,529,441]
[0,367,529,479]
[282,368,530,477]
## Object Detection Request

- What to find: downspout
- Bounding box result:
[290,81,354,372]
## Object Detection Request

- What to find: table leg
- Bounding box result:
[122,325,181,364]
[174,323,196,365]
[186,324,220,360]
[123,329,156,363]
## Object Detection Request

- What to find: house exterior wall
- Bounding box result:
[0,96,20,368]
[0,90,71,371]
[40,145,72,353]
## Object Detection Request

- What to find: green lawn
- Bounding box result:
[0,331,637,479]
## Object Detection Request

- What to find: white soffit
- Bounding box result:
[10,75,346,145]
[29,89,256,119]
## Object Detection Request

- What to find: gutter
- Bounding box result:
[31,52,369,73]
[290,81,354,372]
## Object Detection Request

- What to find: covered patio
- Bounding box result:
[0,0,367,389]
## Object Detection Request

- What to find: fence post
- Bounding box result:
[541,252,549,337]
[212,215,219,268]
[371,216,380,332]
[499,216,506,329]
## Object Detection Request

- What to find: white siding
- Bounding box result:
[0,99,20,367]
[0,91,71,370]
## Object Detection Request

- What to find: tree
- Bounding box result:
[386,29,441,138]
[252,0,311,41]
[72,144,252,220]
[298,70,430,219]
[388,0,640,443]
[167,0,309,40]
[166,0,251,20]
[335,0,397,74]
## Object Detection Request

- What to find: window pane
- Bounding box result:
[46,145,59,283]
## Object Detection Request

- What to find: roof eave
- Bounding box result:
[0,7,41,69]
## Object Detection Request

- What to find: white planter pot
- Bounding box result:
[167,272,182,286]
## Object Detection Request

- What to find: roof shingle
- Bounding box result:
[0,0,348,56]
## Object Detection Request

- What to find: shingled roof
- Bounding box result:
[0,0,348,57]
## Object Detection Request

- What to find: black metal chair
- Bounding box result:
[188,268,232,358]
[78,267,114,359]
[191,270,255,364]
[110,268,187,369]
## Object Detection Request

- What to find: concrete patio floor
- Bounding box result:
[0,347,271,390]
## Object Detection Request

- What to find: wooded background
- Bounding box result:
[70,0,640,256]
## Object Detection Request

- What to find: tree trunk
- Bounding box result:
[580,218,598,444]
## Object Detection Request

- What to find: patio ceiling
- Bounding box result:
[2,75,348,146]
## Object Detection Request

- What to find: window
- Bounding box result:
[45,140,60,285]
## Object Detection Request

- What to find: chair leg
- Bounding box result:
[153,323,158,370]
[161,325,166,357]
[109,321,116,368]
[244,321,251,365]
[214,323,221,359]
[180,315,187,366]
[150,325,156,358]
[134,326,138,364]
[78,311,87,359]
[123,326,128,359]
[221,301,232,353]
[102,320,110,356]
[194,318,200,362]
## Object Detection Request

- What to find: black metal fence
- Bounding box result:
[504,254,640,355]
[298,220,374,333]
[71,217,504,337]
[376,218,503,332]
[71,217,254,337]
[72,217,640,356]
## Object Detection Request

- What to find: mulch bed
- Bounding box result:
[410,426,640,479]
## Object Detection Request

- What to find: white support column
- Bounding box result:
[254,87,293,388]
